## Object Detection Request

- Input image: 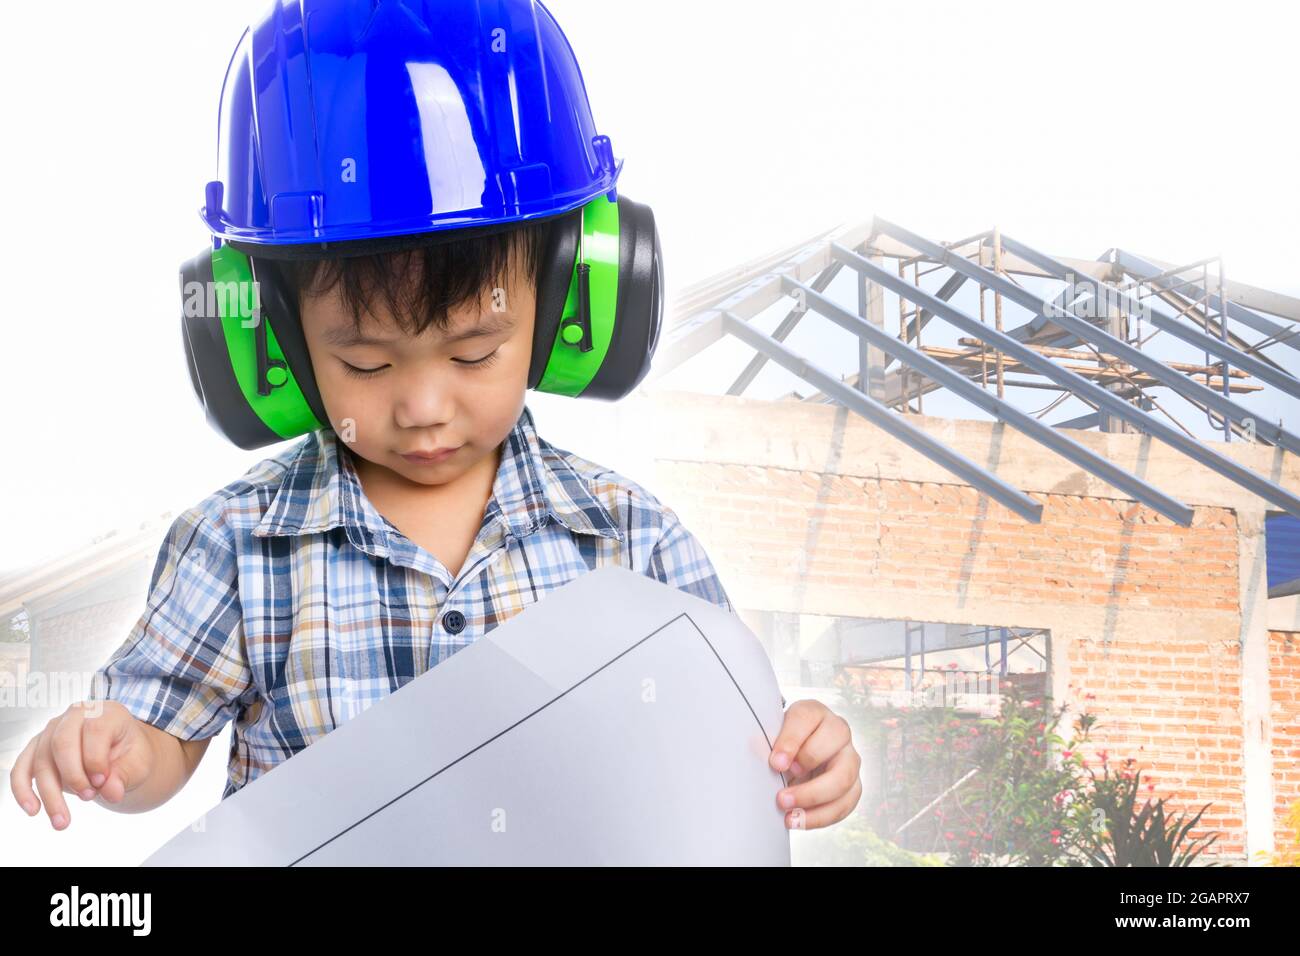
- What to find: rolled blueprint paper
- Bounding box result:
[143,565,791,866]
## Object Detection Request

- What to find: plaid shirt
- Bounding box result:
[89,404,734,800]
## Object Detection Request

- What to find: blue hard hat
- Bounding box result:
[200,0,623,248]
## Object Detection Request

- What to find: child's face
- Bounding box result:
[297,258,536,489]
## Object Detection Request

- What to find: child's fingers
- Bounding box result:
[94,769,128,804]
[80,702,127,796]
[788,712,853,782]
[787,776,863,831]
[776,743,862,815]
[768,700,824,773]
[31,747,72,830]
[48,708,97,800]
[8,734,43,815]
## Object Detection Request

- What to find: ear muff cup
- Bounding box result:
[527,194,664,399]
[580,195,663,400]
[180,249,331,450]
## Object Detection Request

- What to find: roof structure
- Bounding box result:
[650,218,1300,527]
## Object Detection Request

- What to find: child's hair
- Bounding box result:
[276,216,555,336]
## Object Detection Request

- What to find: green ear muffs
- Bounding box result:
[178,193,664,451]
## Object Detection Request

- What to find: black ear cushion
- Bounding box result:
[529,208,583,390]
[581,195,663,400]
[247,256,331,428]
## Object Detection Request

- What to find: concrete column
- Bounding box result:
[1238,507,1275,863]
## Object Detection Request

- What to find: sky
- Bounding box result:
[0,0,1296,577]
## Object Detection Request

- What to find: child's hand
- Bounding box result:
[9,700,157,829]
[769,699,862,830]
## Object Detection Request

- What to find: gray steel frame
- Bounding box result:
[780,274,1194,525]
[652,217,1299,524]
[844,224,1300,519]
[719,311,1045,522]
[1114,249,1300,357]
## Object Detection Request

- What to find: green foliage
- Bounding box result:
[1077,759,1220,867]
[835,666,1224,867]
[791,810,946,867]
[839,676,1094,866]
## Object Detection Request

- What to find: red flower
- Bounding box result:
[944,831,955,840]
[1050,829,1062,837]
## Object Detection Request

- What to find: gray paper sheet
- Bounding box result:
[142,565,791,865]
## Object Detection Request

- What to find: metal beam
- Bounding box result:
[719,312,1044,523]
[884,272,967,370]
[1146,285,1285,373]
[992,235,1300,453]
[647,310,725,383]
[1003,239,1300,404]
[1115,249,1300,339]
[869,220,1300,456]
[830,239,1300,520]
[726,262,844,396]
[781,275,1194,525]
[1055,412,1101,430]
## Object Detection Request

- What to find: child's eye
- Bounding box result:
[341,362,389,379]
[454,348,501,370]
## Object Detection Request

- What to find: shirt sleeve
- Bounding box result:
[646,506,735,614]
[88,507,252,742]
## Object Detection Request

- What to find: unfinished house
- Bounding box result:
[632,217,1300,863]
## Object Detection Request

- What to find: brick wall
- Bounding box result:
[656,459,1267,862]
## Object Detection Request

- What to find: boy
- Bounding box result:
[9,0,861,843]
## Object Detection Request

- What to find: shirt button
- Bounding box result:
[442,609,466,634]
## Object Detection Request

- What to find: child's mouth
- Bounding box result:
[401,446,461,465]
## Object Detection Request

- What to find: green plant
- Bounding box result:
[837,672,1095,866]
[1253,799,1300,867]
[1076,758,1220,866]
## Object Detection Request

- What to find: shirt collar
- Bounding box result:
[252,404,623,550]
